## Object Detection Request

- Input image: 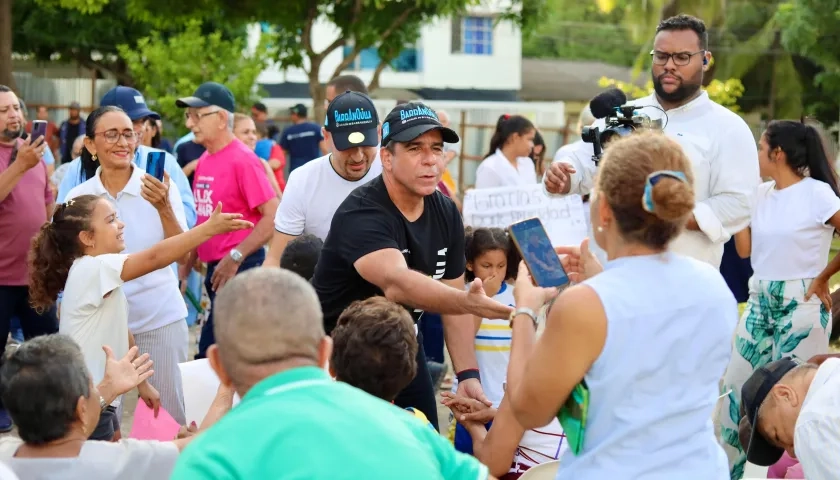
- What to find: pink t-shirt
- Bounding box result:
[193,138,274,263]
[0,139,52,285]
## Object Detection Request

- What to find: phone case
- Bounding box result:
[557,380,589,455]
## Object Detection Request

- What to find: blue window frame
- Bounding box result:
[463,16,494,55]
[342,46,420,72]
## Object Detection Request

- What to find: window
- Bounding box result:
[452,16,494,55]
[342,46,419,72]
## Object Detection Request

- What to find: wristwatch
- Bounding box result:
[99,395,108,413]
[229,249,243,263]
[509,307,539,329]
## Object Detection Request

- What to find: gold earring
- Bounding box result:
[597,226,604,232]
[92,154,98,162]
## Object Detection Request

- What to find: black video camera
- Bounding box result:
[582,105,662,165]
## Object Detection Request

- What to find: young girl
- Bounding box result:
[475,115,537,189]
[28,195,251,441]
[719,120,840,476]
[447,226,566,478]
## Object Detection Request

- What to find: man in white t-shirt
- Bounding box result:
[543,14,760,267]
[264,91,382,267]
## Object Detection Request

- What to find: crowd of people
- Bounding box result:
[0,12,839,480]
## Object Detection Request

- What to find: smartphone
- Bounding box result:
[31,120,47,142]
[557,381,590,455]
[146,151,166,182]
[507,217,570,288]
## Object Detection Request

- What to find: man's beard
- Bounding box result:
[652,71,703,104]
[1,126,22,141]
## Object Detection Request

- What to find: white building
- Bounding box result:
[251,3,523,102]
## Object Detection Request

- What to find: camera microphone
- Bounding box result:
[589,88,628,119]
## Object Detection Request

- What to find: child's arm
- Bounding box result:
[733,228,751,259]
[120,203,251,283]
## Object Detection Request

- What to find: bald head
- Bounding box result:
[213,269,325,378]
[437,110,450,127]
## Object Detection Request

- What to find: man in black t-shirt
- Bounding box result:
[311,102,512,429]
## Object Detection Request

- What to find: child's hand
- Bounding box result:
[441,391,497,425]
[482,273,504,299]
[207,202,254,235]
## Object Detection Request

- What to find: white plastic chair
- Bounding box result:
[519,460,561,480]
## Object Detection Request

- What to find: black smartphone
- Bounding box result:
[146,151,166,182]
[508,217,570,288]
[31,120,47,142]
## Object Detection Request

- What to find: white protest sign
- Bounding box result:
[178,358,241,425]
[462,184,588,247]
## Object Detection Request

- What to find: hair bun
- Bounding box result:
[650,176,694,221]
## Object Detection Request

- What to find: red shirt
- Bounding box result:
[0,139,53,285]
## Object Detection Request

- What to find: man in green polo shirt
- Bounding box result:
[171,269,492,480]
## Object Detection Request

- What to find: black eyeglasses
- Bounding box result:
[650,50,705,66]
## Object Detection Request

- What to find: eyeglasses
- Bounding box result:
[94,130,139,144]
[185,110,221,122]
[650,50,705,66]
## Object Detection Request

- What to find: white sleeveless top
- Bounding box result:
[556,253,736,480]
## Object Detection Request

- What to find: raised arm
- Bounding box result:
[120,204,252,282]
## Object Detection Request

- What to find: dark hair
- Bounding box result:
[0,335,92,445]
[464,226,518,281]
[0,85,11,93]
[328,75,368,95]
[28,194,102,312]
[656,14,708,50]
[331,297,417,402]
[280,234,323,281]
[144,117,161,149]
[531,130,546,160]
[255,122,269,138]
[78,106,128,183]
[485,114,535,158]
[252,102,268,113]
[764,120,840,199]
[597,131,695,249]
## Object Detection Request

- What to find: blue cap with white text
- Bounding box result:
[100,86,160,121]
[325,91,380,151]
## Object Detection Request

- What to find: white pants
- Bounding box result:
[133,320,189,425]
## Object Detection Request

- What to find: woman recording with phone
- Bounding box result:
[505,132,736,479]
[60,106,192,428]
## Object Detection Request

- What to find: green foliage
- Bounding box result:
[522,0,637,66]
[777,1,840,104]
[118,20,272,136]
[597,76,745,112]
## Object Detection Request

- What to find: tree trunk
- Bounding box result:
[0,0,15,91]
[308,59,326,124]
[767,31,781,119]
[367,59,390,94]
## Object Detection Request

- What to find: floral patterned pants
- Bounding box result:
[716,278,831,480]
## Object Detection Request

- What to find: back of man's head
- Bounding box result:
[212,269,325,387]
[280,234,323,281]
[328,75,368,95]
[330,297,417,402]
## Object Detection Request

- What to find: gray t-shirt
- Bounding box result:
[0,437,179,480]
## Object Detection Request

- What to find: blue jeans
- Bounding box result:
[195,249,265,359]
[419,313,445,364]
[454,421,493,454]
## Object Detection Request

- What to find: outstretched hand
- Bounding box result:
[207,202,254,235]
[465,277,514,320]
[98,345,154,403]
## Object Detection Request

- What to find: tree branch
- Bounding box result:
[368,58,391,93]
[314,0,363,62]
[300,4,319,57]
[330,5,418,80]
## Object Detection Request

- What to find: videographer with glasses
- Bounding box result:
[544,15,759,267]
[175,82,279,360]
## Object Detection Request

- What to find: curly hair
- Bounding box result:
[596,131,695,250]
[331,297,417,402]
[28,194,101,312]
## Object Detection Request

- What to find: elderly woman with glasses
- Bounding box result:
[62,106,193,433]
[0,335,232,479]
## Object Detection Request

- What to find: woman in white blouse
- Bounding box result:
[474,115,538,189]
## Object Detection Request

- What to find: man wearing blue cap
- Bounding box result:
[55,86,196,228]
